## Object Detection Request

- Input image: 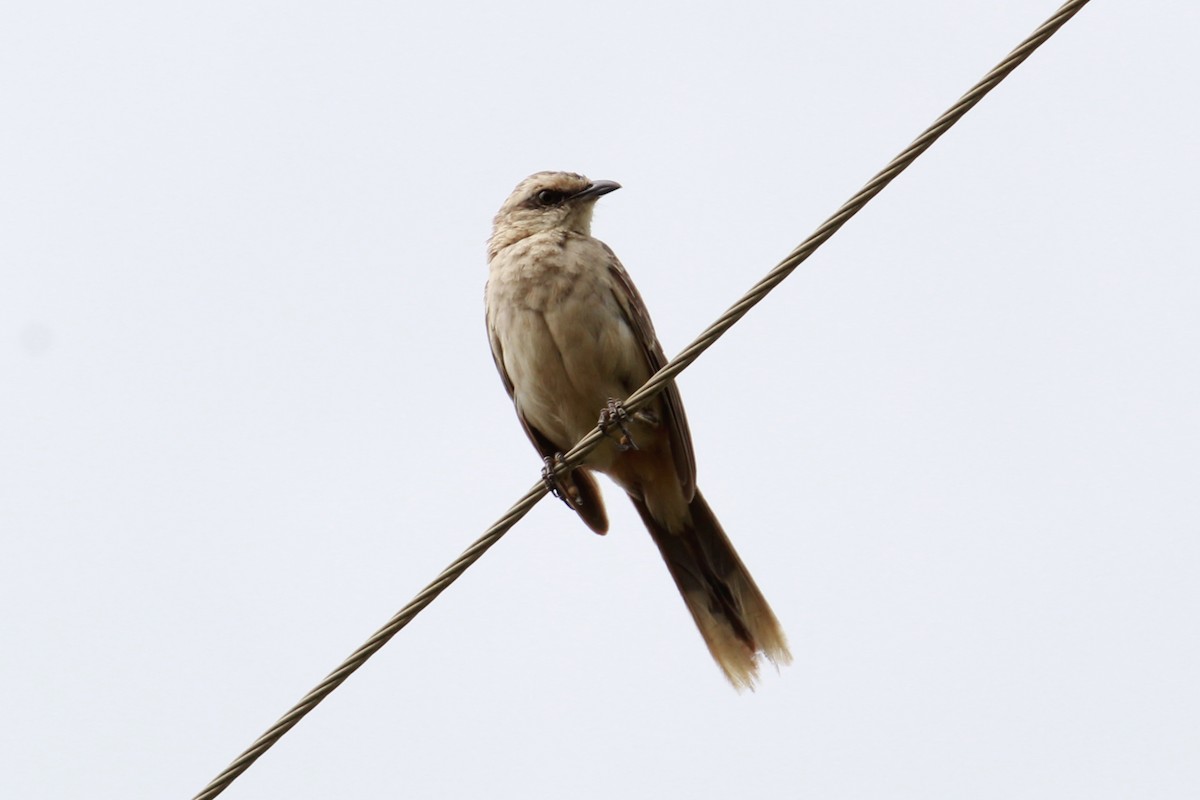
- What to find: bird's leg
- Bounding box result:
[541,454,576,508]
[598,398,638,451]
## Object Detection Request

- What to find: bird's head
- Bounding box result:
[488,171,621,258]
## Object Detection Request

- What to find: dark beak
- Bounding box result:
[572,180,621,200]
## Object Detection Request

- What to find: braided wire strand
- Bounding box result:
[193,2,1091,796]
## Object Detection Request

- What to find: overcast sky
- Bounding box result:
[3,1,1198,798]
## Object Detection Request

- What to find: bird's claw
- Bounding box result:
[598,398,638,451]
[541,454,573,507]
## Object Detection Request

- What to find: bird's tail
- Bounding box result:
[630,489,791,690]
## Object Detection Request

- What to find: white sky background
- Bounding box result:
[3,1,1197,797]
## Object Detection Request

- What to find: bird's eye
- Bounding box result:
[536,189,565,206]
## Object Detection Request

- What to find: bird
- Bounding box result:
[485,171,790,689]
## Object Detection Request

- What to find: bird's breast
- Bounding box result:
[487,236,649,452]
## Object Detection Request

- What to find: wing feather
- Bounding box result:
[487,316,608,533]
[601,244,697,500]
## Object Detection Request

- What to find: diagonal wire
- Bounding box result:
[192,1,1091,797]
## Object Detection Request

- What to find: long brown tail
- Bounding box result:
[630,489,791,690]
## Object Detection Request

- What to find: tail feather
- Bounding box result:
[630,489,791,690]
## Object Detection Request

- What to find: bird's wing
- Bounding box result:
[487,320,561,460]
[602,243,697,500]
[487,313,609,533]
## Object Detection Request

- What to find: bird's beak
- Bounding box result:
[572,180,622,201]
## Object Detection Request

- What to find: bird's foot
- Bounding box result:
[598,398,638,451]
[541,454,575,507]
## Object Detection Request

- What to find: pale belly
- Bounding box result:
[487,260,650,458]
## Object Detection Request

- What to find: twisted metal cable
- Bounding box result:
[193,1,1091,796]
